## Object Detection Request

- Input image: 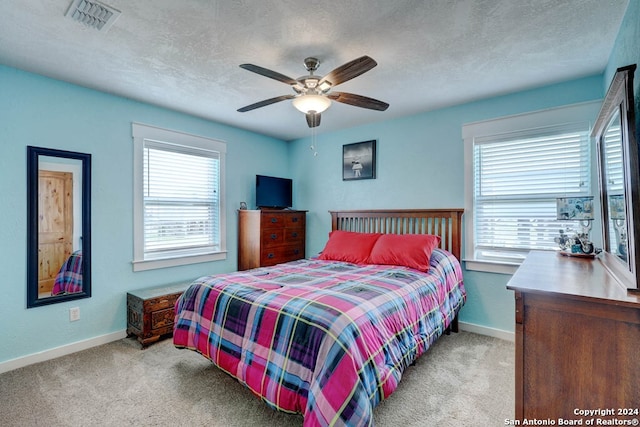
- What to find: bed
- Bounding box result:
[173,209,465,426]
[51,250,83,295]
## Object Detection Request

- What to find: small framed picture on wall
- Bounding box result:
[343,140,376,180]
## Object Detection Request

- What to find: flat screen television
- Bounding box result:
[256,175,293,209]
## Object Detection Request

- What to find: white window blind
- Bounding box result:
[603,117,623,193]
[143,141,220,259]
[132,123,227,271]
[602,112,623,250]
[473,124,591,263]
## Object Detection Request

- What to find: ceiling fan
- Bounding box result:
[237,56,389,128]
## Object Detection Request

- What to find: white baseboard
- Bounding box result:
[459,321,515,342]
[0,330,128,374]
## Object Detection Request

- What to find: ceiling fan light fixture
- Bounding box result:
[318,81,332,91]
[292,94,332,114]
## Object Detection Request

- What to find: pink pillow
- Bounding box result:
[319,230,382,264]
[368,233,441,271]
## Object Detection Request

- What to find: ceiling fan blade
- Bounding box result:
[319,56,378,87]
[237,95,295,112]
[306,112,321,128]
[328,92,389,111]
[239,64,301,87]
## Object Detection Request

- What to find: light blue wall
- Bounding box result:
[604,0,640,146]
[0,66,288,364]
[289,75,604,334]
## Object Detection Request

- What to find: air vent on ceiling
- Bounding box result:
[65,0,121,32]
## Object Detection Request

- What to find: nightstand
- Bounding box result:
[126,282,191,348]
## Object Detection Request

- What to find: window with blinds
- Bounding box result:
[143,141,220,259]
[463,101,601,273]
[132,123,226,271]
[602,111,623,250]
[472,124,591,263]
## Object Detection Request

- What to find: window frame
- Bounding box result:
[463,101,602,274]
[132,122,227,272]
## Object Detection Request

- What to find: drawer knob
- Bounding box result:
[293,249,300,255]
[292,217,298,222]
[271,233,277,240]
[291,232,298,238]
[271,217,278,223]
[267,253,274,259]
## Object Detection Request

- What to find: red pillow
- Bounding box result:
[319,230,382,264]
[368,233,441,271]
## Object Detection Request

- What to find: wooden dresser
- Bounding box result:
[126,282,191,348]
[507,251,640,421]
[238,209,306,271]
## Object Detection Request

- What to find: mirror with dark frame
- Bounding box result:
[593,64,639,291]
[27,146,91,308]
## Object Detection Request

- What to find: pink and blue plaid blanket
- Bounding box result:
[51,250,83,295]
[173,248,465,426]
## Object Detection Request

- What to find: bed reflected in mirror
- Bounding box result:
[27,146,91,308]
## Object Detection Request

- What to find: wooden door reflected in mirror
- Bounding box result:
[27,146,91,308]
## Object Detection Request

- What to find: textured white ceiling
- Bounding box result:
[0,0,630,141]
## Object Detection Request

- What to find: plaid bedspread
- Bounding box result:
[51,250,83,295]
[173,248,465,427]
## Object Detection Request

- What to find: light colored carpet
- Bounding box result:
[0,331,514,426]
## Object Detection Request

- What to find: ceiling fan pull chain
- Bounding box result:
[310,126,318,157]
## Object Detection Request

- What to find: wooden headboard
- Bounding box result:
[329,209,464,260]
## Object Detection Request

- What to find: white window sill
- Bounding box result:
[132,251,227,272]
[463,259,520,275]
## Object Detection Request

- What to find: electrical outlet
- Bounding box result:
[69,307,80,322]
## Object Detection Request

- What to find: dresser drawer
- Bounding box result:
[284,227,305,244]
[262,229,285,247]
[262,227,305,248]
[261,212,305,229]
[151,307,175,330]
[260,244,305,266]
[145,293,180,312]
